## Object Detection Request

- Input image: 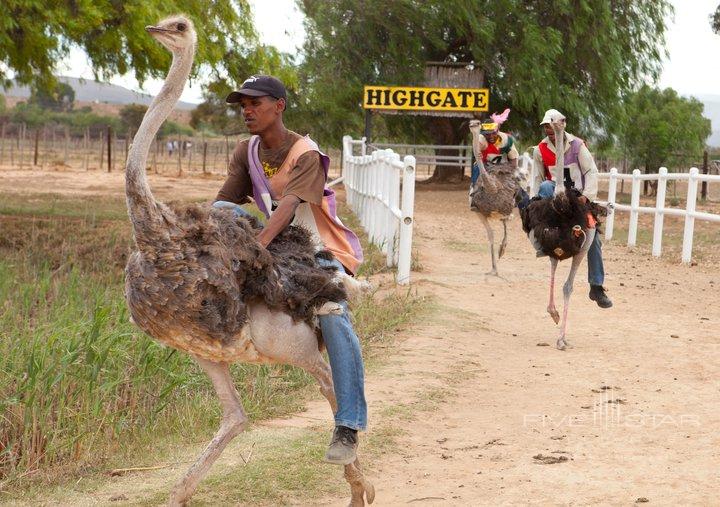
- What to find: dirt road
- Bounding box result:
[318,187,719,505]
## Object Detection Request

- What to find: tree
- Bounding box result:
[119,104,149,134]
[620,85,711,190]
[191,45,298,135]
[0,2,257,91]
[713,4,720,33]
[299,0,673,181]
[29,82,75,112]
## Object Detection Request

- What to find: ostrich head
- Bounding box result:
[146,15,197,53]
[468,119,482,137]
[541,109,566,144]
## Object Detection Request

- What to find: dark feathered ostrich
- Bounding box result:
[468,120,521,276]
[519,116,604,350]
[124,16,374,506]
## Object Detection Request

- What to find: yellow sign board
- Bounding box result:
[363,85,489,112]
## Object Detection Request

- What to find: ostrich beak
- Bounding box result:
[146,25,170,34]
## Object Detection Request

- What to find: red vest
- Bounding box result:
[481,143,500,163]
[537,141,556,181]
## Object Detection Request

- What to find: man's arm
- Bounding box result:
[530,146,544,197]
[257,195,300,248]
[578,144,598,201]
[215,140,252,204]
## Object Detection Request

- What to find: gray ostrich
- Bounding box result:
[124,16,374,506]
[519,116,598,350]
[468,120,520,275]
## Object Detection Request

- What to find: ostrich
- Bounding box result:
[519,116,603,350]
[468,119,521,276]
[124,16,374,506]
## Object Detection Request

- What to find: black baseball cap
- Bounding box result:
[226,75,287,106]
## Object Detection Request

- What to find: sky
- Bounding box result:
[55,0,720,104]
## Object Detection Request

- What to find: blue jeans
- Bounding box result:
[535,181,605,286]
[213,201,368,430]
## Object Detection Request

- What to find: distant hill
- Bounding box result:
[2,76,196,111]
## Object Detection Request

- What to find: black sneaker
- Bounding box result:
[589,285,613,308]
[324,426,358,465]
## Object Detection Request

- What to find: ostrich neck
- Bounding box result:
[125,44,195,233]
[471,132,489,180]
[553,129,565,192]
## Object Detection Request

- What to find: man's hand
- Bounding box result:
[578,195,588,204]
[257,194,301,248]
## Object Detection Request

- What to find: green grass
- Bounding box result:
[0,195,426,497]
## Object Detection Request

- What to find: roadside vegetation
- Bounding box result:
[0,192,427,498]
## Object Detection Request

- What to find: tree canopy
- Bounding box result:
[713,4,720,33]
[297,0,673,165]
[620,85,711,173]
[29,82,75,112]
[0,1,258,91]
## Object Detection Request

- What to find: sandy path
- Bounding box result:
[322,187,720,506]
[4,169,719,506]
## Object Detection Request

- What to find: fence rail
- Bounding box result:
[597,167,720,264]
[342,136,416,284]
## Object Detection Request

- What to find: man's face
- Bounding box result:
[483,132,498,145]
[237,95,285,134]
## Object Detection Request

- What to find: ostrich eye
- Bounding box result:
[177,22,187,32]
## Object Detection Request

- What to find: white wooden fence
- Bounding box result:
[341,136,416,284]
[597,167,720,264]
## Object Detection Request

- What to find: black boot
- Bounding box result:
[589,285,613,308]
[324,426,358,465]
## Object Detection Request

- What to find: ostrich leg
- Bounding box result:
[498,218,509,258]
[557,229,596,350]
[303,355,375,506]
[169,358,248,506]
[547,258,560,324]
[478,214,497,276]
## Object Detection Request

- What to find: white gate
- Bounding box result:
[342,136,416,284]
[597,167,720,264]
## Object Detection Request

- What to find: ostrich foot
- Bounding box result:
[346,461,375,506]
[348,479,375,506]
[547,306,560,324]
[485,269,499,276]
[316,302,344,316]
[556,337,573,350]
[348,479,375,507]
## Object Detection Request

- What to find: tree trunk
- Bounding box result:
[427,117,466,183]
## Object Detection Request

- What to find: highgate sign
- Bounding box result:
[363,85,489,113]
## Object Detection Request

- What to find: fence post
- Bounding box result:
[360,136,367,157]
[628,169,641,248]
[33,128,40,166]
[652,167,668,257]
[701,150,708,200]
[605,167,618,240]
[107,126,112,172]
[202,141,208,174]
[681,167,699,264]
[397,155,416,285]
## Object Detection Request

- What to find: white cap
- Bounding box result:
[540,109,566,126]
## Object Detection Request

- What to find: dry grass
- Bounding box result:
[0,193,427,500]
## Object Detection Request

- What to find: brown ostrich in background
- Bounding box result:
[123,16,374,506]
[468,120,521,276]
